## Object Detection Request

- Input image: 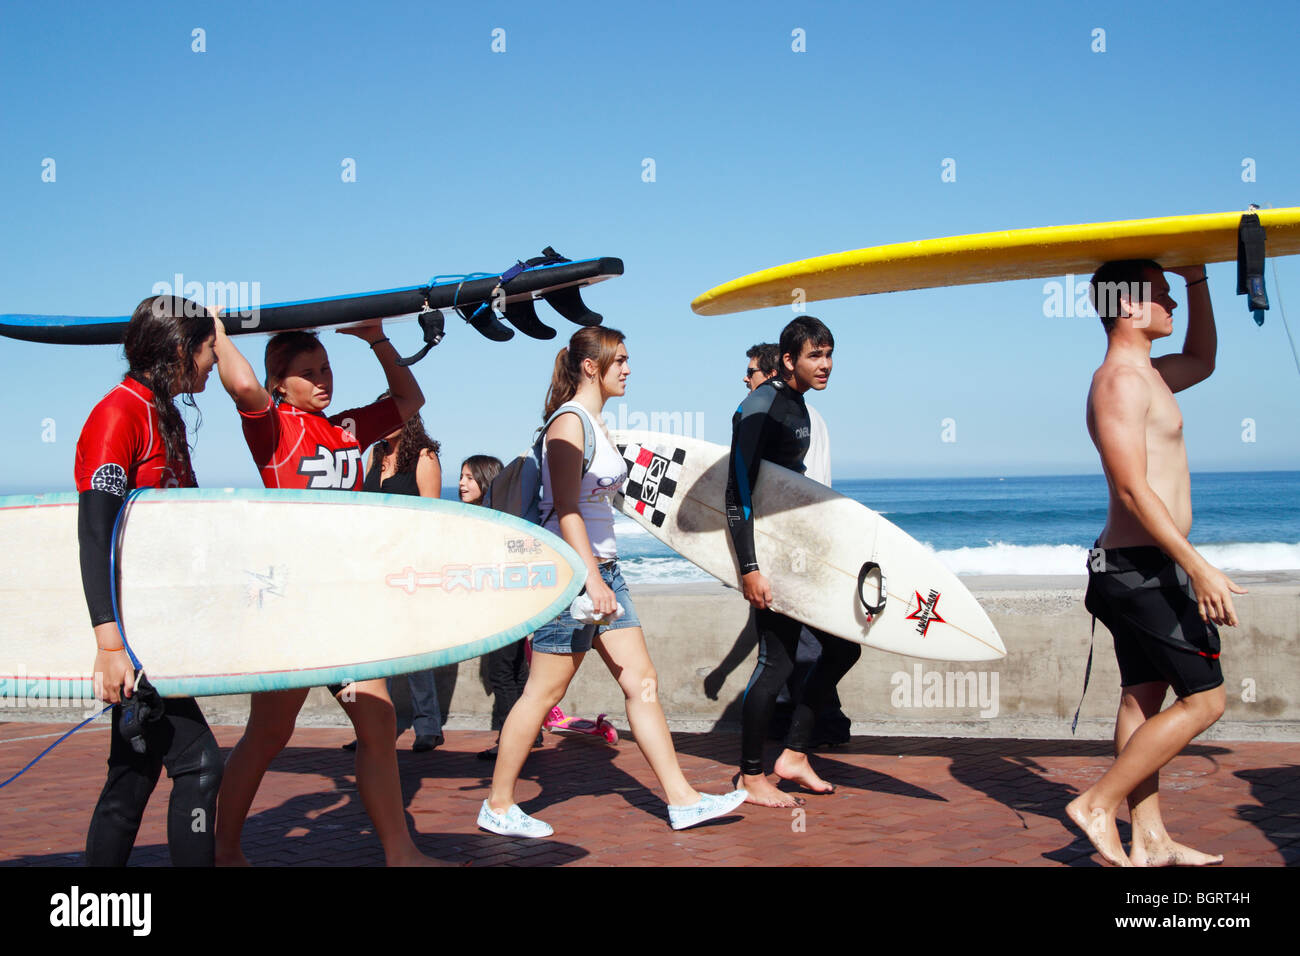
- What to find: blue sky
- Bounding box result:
[3,0,1298,491]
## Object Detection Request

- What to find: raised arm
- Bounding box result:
[337,323,424,422]
[1153,265,1215,393]
[1090,367,1243,624]
[211,309,272,413]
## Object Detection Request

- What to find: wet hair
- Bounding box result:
[746,342,780,378]
[459,454,503,506]
[264,330,325,401]
[1090,259,1162,332]
[122,295,215,476]
[367,390,441,476]
[542,326,627,421]
[778,316,834,374]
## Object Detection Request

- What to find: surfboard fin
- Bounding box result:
[395,309,446,367]
[542,285,603,327]
[1238,209,1269,325]
[457,303,515,342]
[502,297,558,339]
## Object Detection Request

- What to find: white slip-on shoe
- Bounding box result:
[476,800,554,838]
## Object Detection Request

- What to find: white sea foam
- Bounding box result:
[1197,541,1300,572]
[617,557,714,585]
[926,543,1090,576]
[925,541,1300,576]
[612,515,652,537]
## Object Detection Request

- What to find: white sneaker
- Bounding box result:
[667,789,748,830]
[477,800,554,838]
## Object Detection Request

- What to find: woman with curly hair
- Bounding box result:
[360,396,444,752]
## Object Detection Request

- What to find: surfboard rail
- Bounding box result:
[0,488,588,698]
[692,208,1300,314]
[0,253,624,348]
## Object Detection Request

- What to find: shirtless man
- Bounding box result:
[1066,259,1244,866]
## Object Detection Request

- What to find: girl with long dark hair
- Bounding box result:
[476,327,747,837]
[75,296,224,865]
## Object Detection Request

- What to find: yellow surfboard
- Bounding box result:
[692,208,1300,315]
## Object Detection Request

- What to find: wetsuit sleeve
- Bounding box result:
[74,401,139,627]
[78,491,124,626]
[725,390,774,575]
[330,397,403,451]
[239,397,280,467]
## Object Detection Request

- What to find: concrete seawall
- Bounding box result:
[185,571,1300,742]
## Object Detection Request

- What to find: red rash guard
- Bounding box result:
[75,377,195,494]
[239,396,401,490]
[75,376,195,626]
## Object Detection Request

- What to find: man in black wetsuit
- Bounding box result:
[744,342,853,747]
[726,316,861,807]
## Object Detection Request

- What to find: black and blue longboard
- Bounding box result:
[1,251,623,364]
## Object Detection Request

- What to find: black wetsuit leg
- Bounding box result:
[486,642,529,731]
[85,695,222,867]
[785,629,861,753]
[740,609,802,776]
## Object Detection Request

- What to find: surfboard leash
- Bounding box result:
[0,705,114,789]
[1270,258,1300,379]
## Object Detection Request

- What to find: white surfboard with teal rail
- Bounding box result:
[0,488,585,700]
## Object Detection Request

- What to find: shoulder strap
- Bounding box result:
[535,404,598,528]
[540,403,596,474]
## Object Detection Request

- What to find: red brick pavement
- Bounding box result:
[0,721,1295,867]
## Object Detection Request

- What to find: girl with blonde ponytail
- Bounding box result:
[477,327,747,838]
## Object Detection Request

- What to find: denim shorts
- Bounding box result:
[530,560,641,655]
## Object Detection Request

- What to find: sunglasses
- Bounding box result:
[744,367,760,379]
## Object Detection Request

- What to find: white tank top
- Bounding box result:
[539,402,628,559]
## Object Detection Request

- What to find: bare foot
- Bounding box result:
[1131,838,1223,867]
[1065,795,1132,867]
[734,772,804,808]
[386,846,446,867]
[774,750,834,794]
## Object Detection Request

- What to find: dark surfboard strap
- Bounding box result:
[1237,208,1269,325]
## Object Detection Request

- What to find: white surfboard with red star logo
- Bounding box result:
[613,431,1004,662]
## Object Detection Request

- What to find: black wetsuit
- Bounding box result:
[725,380,861,776]
[75,377,223,866]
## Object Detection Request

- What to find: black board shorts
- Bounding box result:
[1084,544,1224,699]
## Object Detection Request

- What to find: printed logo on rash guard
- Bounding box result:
[90,463,128,497]
[297,445,362,489]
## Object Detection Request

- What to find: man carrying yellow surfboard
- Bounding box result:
[1067,260,1245,866]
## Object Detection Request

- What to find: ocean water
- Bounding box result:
[613,471,1300,584]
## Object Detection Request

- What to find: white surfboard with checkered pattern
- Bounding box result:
[612,431,1004,662]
